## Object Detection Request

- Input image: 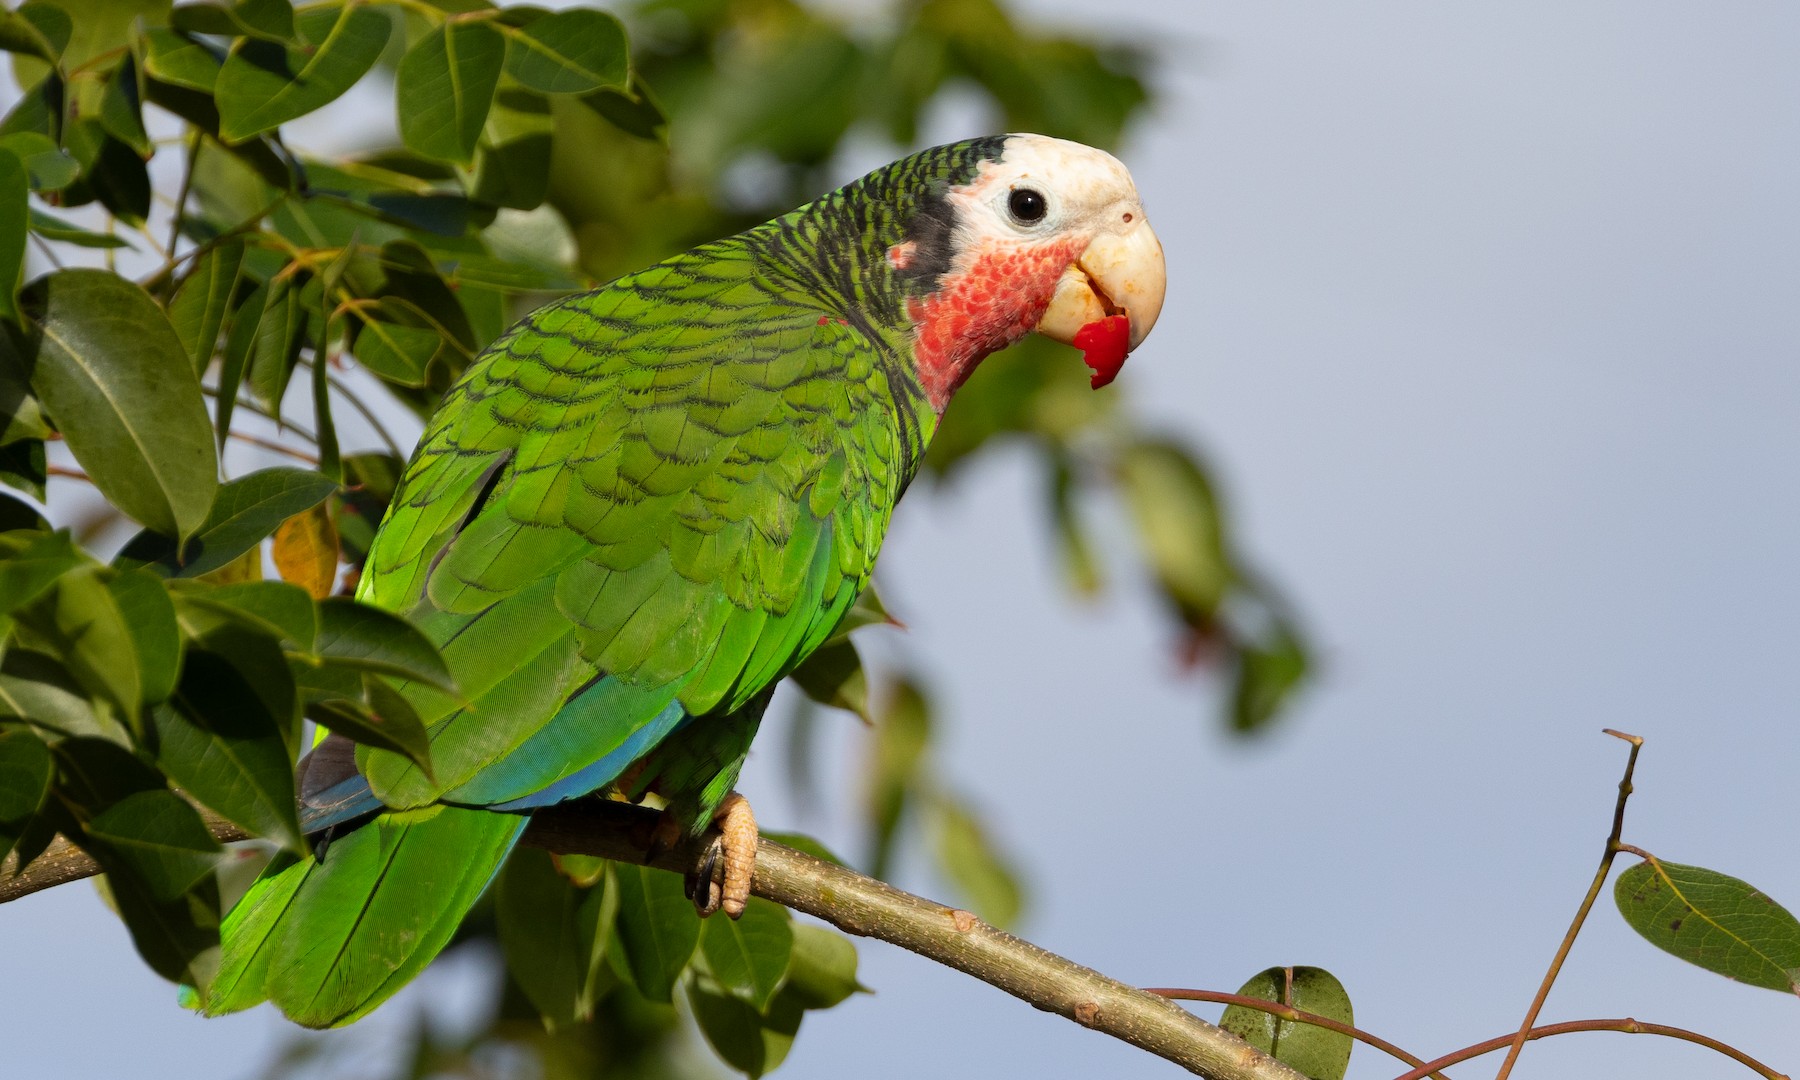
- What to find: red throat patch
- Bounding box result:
[906,236,1087,411]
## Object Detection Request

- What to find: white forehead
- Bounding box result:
[996,133,1138,204]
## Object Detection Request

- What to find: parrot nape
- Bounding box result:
[205,134,1165,1028]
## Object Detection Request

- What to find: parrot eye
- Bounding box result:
[1007,187,1048,224]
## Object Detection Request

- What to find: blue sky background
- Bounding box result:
[4,2,1799,1077]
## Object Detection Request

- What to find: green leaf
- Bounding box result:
[1118,437,1230,626]
[27,208,134,248]
[1230,613,1308,735]
[0,727,54,863]
[687,977,804,1078]
[106,569,180,705]
[397,21,504,165]
[0,491,47,532]
[0,148,27,322]
[0,528,80,615]
[931,794,1024,928]
[701,896,792,1011]
[1219,967,1354,1080]
[188,579,316,649]
[85,789,223,902]
[154,689,303,853]
[0,334,49,445]
[167,240,245,376]
[788,639,869,723]
[0,650,125,745]
[1615,858,1800,994]
[348,302,444,387]
[496,847,615,1027]
[212,278,265,446]
[140,28,224,93]
[609,861,700,1003]
[15,566,140,722]
[501,9,627,95]
[781,923,862,1010]
[303,685,432,778]
[115,467,337,579]
[0,133,78,192]
[95,54,152,157]
[312,596,455,693]
[246,270,306,414]
[0,438,45,501]
[867,679,931,879]
[0,7,60,61]
[215,5,389,143]
[22,269,218,542]
[172,593,296,737]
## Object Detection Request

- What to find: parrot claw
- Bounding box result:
[686,792,756,919]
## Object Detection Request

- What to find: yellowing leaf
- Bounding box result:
[271,502,338,598]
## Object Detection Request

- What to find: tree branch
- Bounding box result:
[0,801,1305,1080]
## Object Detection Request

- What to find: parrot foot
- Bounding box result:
[684,792,757,920]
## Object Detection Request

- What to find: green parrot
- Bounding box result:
[206,134,1165,1028]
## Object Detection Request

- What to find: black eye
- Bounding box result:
[1008,187,1047,224]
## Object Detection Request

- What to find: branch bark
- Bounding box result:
[1,801,1304,1080]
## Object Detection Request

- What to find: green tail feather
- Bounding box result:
[207,807,526,1028]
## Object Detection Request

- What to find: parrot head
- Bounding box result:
[885,133,1166,408]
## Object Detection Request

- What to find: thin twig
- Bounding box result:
[201,386,320,446]
[28,232,63,270]
[45,465,89,483]
[1143,987,1444,1079]
[161,133,201,293]
[323,365,404,459]
[1393,1017,1789,1080]
[1,803,1307,1080]
[229,430,319,465]
[1491,729,1643,1080]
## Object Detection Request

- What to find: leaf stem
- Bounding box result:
[1393,1017,1789,1080]
[1142,987,1444,1079]
[1490,728,1643,1080]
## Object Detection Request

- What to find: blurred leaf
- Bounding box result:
[106,569,180,705]
[1615,858,1800,994]
[609,861,700,1003]
[171,0,293,42]
[215,5,389,143]
[0,133,78,191]
[701,896,792,1012]
[1118,437,1229,627]
[1048,450,1102,596]
[687,977,802,1078]
[271,501,337,599]
[85,788,223,902]
[1230,613,1308,735]
[789,639,869,723]
[497,846,615,1027]
[502,9,628,96]
[246,271,306,414]
[312,596,455,693]
[0,7,60,61]
[397,21,504,165]
[0,727,53,862]
[0,335,48,445]
[0,528,80,615]
[866,679,931,878]
[140,27,224,92]
[211,278,265,446]
[94,54,152,157]
[0,148,26,322]
[0,491,47,531]
[115,467,337,579]
[14,566,140,722]
[0,439,45,501]
[780,923,862,1010]
[347,301,444,387]
[27,208,133,247]
[167,240,245,376]
[22,269,218,542]
[931,794,1023,928]
[1219,966,1354,1080]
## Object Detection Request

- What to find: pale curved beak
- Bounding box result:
[1035,216,1166,386]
